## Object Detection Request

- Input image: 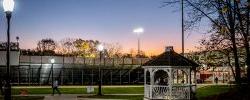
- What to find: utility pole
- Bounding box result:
[181,0,184,55]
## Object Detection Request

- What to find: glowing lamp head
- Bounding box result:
[133,27,144,35]
[50,59,55,64]
[3,0,15,12]
[97,44,104,51]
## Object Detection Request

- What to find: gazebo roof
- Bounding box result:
[143,46,199,68]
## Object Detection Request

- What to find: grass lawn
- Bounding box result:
[0,96,44,100]
[12,87,144,95]
[196,85,232,99]
[78,95,143,100]
[11,85,233,100]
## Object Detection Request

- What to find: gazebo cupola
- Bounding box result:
[143,46,198,100]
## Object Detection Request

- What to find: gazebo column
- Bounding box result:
[194,69,197,90]
[144,69,146,85]
[190,69,197,99]
[189,68,192,99]
[169,68,172,100]
[144,69,147,98]
[188,69,191,84]
[150,69,154,99]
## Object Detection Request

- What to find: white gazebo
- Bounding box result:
[143,46,198,100]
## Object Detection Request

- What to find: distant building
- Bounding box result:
[185,48,246,83]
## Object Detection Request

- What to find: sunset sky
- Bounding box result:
[0,0,208,56]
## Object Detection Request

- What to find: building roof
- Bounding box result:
[143,50,199,68]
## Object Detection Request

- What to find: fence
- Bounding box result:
[0,56,151,85]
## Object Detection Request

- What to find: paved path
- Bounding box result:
[19,94,143,100]
[44,94,78,100]
[42,94,142,100]
[13,85,143,89]
[78,99,126,100]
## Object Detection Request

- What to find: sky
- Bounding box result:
[0,0,207,56]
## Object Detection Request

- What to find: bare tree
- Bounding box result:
[104,43,123,58]
[59,38,76,55]
[164,0,249,84]
[37,38,57,55]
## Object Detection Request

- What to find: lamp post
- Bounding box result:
[181,0,184,55]
[133,27,144,57]
[97,44,104,96]
[51,59,55,88]
[3,0,15,99]
[16,36,19,50]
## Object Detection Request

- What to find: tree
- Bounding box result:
[199,31,238,80]
[0,42,20,50]
[234,0,250,83]
[59,38,76,56]
[73,39,100,57]
[37,38,57,55]
[164,0,249,84]
[104,43,123,58]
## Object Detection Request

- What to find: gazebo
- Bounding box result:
[143,46,199,100]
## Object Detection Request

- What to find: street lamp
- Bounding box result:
[51,58,55,88]
[3,0,15,99]
[133,27,144,57]
[97,44,104,96]
[16,36,19,50]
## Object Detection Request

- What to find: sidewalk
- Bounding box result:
[44,94,77,100]
[16,94,143,100]
[12,85,144,89]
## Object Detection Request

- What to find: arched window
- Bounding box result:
[173,69,188,84]
[154,70,169,85]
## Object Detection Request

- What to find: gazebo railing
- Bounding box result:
[145,85,170,99]
[152,85,170,99]
[172,85,190,99]
[145,85,190,100]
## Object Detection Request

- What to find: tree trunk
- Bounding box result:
[232,35,241,84]
[245,43,250,84]
[247,0,250,84]
[234,0,250,84]
[227,53,236,80]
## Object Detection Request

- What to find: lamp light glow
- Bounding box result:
[3,0,15,12]
[50,59,55,63]
[133,27,144,35]
[97,44,104,51]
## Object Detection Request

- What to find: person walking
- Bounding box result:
[52,79,61,96]
[0,79,4,95]
[214,77,218,84]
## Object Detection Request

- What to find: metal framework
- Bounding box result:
[0,56,150,85]
[2,65,144,85]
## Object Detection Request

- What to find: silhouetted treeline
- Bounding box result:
[18,38,149,58]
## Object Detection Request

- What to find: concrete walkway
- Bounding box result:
[78,99,126,100]
[43,94,142,100]
[44,94,78,100]
[13,85,143,89]
[20,94,143,100]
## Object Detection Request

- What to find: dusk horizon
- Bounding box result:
[0,0,204,56]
